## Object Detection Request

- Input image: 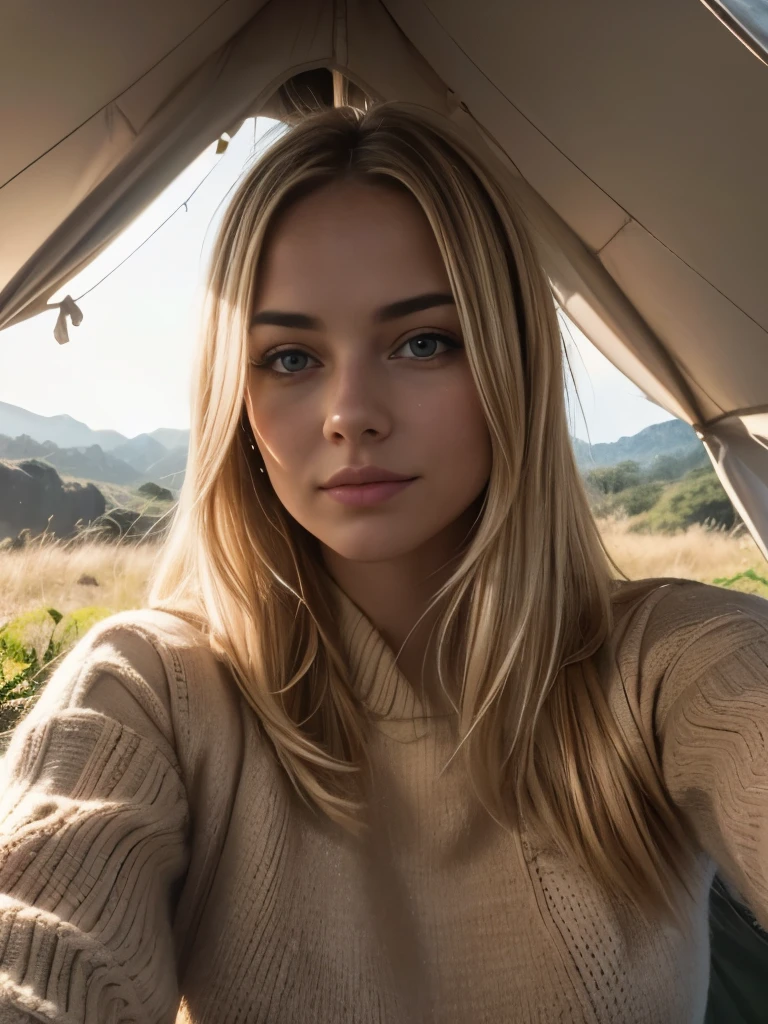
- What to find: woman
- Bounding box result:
[1,101,767,1024]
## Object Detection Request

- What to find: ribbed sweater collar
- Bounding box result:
[325,575,448,724]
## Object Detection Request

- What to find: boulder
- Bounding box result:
[77,506,170,544]
[0,459,106,541]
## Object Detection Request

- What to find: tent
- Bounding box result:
[1,0,767,558]
[3,4,768,1015]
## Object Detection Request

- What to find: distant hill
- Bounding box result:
[139,447,187,489]
[572,419,702,469]
[0,401,189,455]
[0,434,142,485]
[0,400,127,451]
[111,433,169,473]
[0,400,704,484]
[149,427,190,451]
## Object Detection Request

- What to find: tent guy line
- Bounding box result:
[0,0,236,194]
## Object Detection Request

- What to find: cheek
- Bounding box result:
[414,376,492,483]
[246,386,314,469]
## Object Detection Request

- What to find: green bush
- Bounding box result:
[617,482,664,516]
[645,448,708,482]
[638,467,737,533]
[585,460,642,495]
[0,605,112,729]
[712,569,768,599]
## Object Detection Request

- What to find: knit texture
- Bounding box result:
[0,577,767,1023]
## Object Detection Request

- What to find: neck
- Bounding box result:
[321,507,479,709]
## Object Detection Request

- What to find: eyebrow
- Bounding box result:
[249,291,455,330]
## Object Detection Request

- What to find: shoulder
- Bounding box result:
[610,575,768,656]
[17,607,238,765]
[606,576,768,729]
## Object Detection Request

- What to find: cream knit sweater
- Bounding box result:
[1,576,767,1023]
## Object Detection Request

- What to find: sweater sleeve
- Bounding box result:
[0,615,190,1023]
[652,585,768,933]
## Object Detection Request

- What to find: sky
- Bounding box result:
[1,118,674,445]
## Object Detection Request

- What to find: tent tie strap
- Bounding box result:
[47,294,83,345]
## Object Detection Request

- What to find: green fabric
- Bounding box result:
[706,875,768,1023]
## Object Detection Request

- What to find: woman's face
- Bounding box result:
[245,179,492,566]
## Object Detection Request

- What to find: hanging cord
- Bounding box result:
[49,139,229,344]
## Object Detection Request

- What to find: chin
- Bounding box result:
[319,526,429,565]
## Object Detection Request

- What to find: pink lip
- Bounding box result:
[322,478,416,507]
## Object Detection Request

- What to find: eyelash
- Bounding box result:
[249,332,462,378]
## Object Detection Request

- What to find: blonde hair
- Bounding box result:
[149,100,695,928]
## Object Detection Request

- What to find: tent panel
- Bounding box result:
[0,0,231,185]
[599,220,768,421]
[704,413,768,561]
[409,0,768,333]
[344,0,451,111]
[0,109,136,295]
[116,0,266,134]
[0,0,336,329]
[382,0,630,252]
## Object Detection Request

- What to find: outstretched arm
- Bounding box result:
[658,599,768,931]
[0,618,190,1023]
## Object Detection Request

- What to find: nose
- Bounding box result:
[321,361,393,446]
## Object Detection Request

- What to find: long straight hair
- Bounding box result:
[149,100,695,928]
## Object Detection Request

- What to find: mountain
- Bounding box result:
[0,433,142,485]
[137,446,188,489]
[149,427,190,451]
[1,400,703,483]
[572,419,701,469]
[112,433,169,473]
[0,400,127,451]
[0,401,190,455]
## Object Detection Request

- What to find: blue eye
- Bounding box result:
[249,332,461,378]
[398,332,460,359]
[250,349,318,376]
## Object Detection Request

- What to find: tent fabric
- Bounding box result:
[1,0,767,555]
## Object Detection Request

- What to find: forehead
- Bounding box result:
[253,180,451,311]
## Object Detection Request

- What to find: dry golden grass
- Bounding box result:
[1,519,766,630]
[599,516,767,583]
[0,539,161,629]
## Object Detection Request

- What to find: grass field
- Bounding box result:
[599,517,768,590]
[1,517,766,630]
[1,519,766,743]
[0,539,162,628]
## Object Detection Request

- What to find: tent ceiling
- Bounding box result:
[1,0,767,553]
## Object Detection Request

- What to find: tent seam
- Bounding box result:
[594,217,632,257]
[0,0,239,194]
[402,4,768,340]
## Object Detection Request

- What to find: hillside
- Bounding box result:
[572,419,702,469]
[0,400,189,455]
[2,400,710,491]
[0,433,141,485]
[0,400,127,451]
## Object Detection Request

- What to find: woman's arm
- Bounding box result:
[656,597,768,931]
[0,618,191,1023]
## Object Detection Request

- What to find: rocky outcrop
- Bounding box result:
[0,459,106,540]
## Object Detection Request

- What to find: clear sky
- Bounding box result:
[1,118,674,445]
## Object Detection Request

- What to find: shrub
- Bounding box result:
[712,568,768,599]
[585,460,642,495]
[617,482,664,517]
[0,605,112,738]
[645,448,708,482]
[138,481,174,502]
[638,467,737,533]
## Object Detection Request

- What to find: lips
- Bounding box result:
[320,466,416,489]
